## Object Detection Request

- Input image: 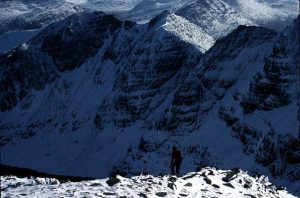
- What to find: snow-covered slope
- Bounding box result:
[0,0,297,54]
[234,0,299,31]
[66,0,143,13]
[0,10,203,175]
[145,11,215,52]
[122,0,195,23]
[175,0,253,39]
[99,0,298,30]
[1,167,298,198]
[0,0,86,34]
[176,0,299,39]
[122,16,299,193]
[0,10,299,197]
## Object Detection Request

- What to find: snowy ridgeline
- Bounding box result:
[1,167,297,198]
[0,0,298,39]
[0,8,299,196]
[0,2,299,198]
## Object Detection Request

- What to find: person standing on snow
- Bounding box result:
[170,146,182,176]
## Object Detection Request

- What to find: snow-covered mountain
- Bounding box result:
[0,0,297,54]
[0,10,207,176]
[0,0,194,34]
[2,167,298,198]
[1,0,298,34]
[0,7,299,198]
[67,0,144,13]
[176,0,299,39]
[0,0,86,34]
[175,0,253,39]
[233,0,299,31]
[75,0,299,30]
[120,0,195,23]
[115,18,300,194]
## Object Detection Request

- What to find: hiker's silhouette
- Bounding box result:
[170,146,182,176]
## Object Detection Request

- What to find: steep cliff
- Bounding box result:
[0,10,299,195]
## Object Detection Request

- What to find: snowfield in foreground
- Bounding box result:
[1,167,297,198]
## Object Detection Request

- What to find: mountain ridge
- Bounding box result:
[0,9,299,196]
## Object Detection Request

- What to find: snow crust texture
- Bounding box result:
[1,168,297,198]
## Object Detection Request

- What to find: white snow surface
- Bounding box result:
[235,0,299,29]
[175,0,299,39]
[151,12,215,52]
[1,167,298,198]
[161,13,215,52]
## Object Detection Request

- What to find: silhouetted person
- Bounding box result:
[170,146,182,176]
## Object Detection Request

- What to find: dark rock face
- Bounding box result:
[39,12,123,72]
[215,17,300,184]
[184,182,192,187]
[203,177,212,185]
[212,184,220,188]
[154,26,276,131]
[255,133,300,181]
[241,18,299,114]
[207,25,277,57]
[139,193,148,198]
[94,24,202,128]
[222,170,239,183]
[278,135,300,165]
[241,48,292,113]
[167,182,175,190]
[0,11,135,112]
[106,177,120,186]
[156,192,167,197]
[113,24,296,181]
[202,26,277,73]
[0,49,58,111]
[155,71,203,131]
[233,17,300,182]
[255,133,277,166]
